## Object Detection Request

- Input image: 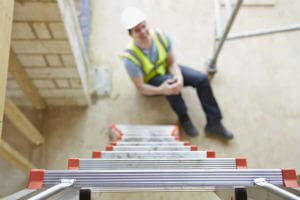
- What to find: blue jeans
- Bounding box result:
[148,65,222,123]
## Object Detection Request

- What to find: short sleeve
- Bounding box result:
[123,57,143,78]
[164,32,172,53]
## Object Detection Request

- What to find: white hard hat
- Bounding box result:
[121,7,146,30]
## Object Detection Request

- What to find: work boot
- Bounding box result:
[179,114,199,137]
[205,121,234,140]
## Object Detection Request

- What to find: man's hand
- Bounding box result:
[159,77,183,95]
[131,76,182,96]
[159,79,177,95]
[169,76,183,95]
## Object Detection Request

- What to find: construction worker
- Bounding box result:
[120,7,233,139]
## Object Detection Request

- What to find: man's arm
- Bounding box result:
[131,52,183,96]
[124,56,177,96]
[131,76,177,96]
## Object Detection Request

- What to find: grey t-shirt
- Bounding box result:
[123,33,172,78]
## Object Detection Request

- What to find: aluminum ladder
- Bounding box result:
[4,124,300,200]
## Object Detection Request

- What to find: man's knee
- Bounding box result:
[200,74,209,85]
[191,72,209,87]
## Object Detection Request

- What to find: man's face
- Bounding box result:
[130,21,150,42]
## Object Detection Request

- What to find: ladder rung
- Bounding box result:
[110,124,180,140]
[107,146,195,151]
[112,141,190,146]
[73,158,239,170]
[113,125,178,136]
[119,137,179,142]
[115,132,178,136]
[115,124,177,130]
[96,151,211,159]
[28,169,285,191]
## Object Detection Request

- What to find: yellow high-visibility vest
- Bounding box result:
[120,30,170,82]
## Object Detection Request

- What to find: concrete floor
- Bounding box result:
[1,0,300,199]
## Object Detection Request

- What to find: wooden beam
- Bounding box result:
[0,0,14,140]
[0,140,36,174]
[4,97,45,145]
[9,49,47,109]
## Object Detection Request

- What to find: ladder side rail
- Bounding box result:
[214,0,222,38]
[254,178,300,200]
[225,0,233,19]
[207,0,243,73]
[28,179,75,200]
[2,189,36,200]
[225,24,300,41]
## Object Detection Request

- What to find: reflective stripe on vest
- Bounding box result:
[120,30,169,82]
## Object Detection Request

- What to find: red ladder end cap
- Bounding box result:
[111,142,117,146]
[206,151,216,158]
[190,145,198,151]
[111,124,122,135]
[27,169,45,189]
[117,136,122,140]
[116,138,122,142]
[92,151,102,159]
[110,123,116,129]
[106,145,114,151]
[171,126,179,136]
[68,158,80,170]
[281,169,299,188]
[235,158,247,169]
[116,133,122,138]
[183,141,190,146]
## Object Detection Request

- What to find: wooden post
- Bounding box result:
[0,0,37,176]
[4,97,45,145]
[9,49,47,110]
[0,0,14,140]
[0,140,36,174]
